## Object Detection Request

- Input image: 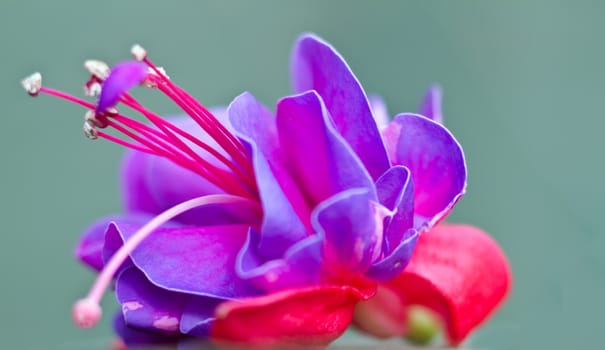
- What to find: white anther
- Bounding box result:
[85,81,102,97]
[84,60,110,80]
[83,120,98,140]
[144,67,169,88]
[105,107,119,115]
[131,44,147,61]
[21,72,42,96]
[148,66,169,79]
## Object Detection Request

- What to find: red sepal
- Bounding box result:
[211,282,375,349]
[393,224,511,344]
[354,224,511,345]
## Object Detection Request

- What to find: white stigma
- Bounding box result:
[72,298,102,329]
[21,72,42,96]
[84,60,110,80]
[131,44,147,61]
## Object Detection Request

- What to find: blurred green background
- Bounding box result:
[1,1,602,349]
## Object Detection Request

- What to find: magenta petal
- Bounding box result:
[76,214,156,271]
[116,267,188,334]
[97,61,148,113]
[383,114,466,228]
[312,188,384,273]
[291,34,390,180]
[418,85,443,124]
[229,92,310,259]
[105,222,258,298]
[236,228,323,292]
[276,90,376,206]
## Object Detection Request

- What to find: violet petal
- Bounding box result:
[76,213,156,271]
[383,113,466,229]
[236,228,323,292]
[97,61,148,113]
[229,92,310,260]
[312,188,385,273]
[418,85,443,124]
[113,312,183,347]
[105,221,258,298]
[366,228,418,281]
[290,34,390,180]
[116,267,188,334]
[276,90,376,206]
[179,297,223,337]
[375,165,414,254]
[368,93,390,129]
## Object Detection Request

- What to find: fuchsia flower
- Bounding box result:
[23,34,510,348]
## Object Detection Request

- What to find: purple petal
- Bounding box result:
[276,90,376,206]
[76,214,157,271]
[104,221,258,299]
[113,312,183,347]
[229,92,310,259]
[290,34,390,180]
[121,150,164,215]
[236,228,322,292]
[116,267,188,334]
[383,114,466,228]
[375,165,414,254]
[312,188,385,273]
[368,94,390,129]
[97,61,148,113]
[418,85,443,124]
[179,297,223,337]
[366,228,418,281]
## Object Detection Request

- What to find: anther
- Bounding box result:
[131,44,147,61]
[84,60,110,80]
[105,107,119,116]
[83,120,98,140]
[21,72,42,96]
[84,79,102,97]
[85,110,109,128]
[144,67,169,88]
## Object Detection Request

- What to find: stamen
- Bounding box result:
[131,44,147,61]
[21,72,42,96]
[84,60,110,80]
[71,194,262,329]
[83,120,98,140]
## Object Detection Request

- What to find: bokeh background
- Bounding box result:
[1,1,602,349]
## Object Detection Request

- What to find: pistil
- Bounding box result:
[72,194,262,328]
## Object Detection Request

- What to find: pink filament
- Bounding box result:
[72,194,261,329]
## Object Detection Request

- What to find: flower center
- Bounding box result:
[22,45,258,199]
[22,45,263,329]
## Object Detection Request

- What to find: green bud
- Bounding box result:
[404,305,441,345]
